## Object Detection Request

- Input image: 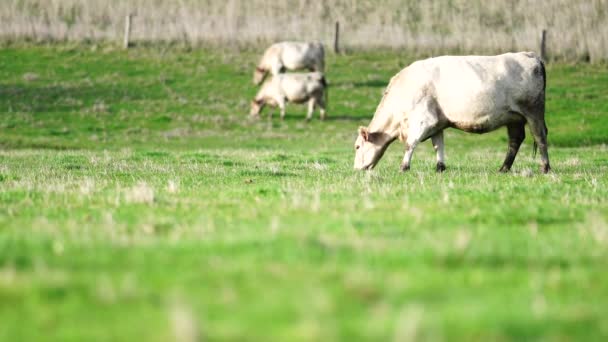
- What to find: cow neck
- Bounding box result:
[366,69,405,143]
[368,110,400,143]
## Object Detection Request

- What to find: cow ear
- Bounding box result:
[358,126,369,142]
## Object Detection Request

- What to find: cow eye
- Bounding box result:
[355,145,360,150]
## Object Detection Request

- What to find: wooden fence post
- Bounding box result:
[334,21,340,54]
[540,29,547,61]
[124,14,133,49]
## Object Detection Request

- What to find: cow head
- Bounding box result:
[353,126,393,170]
[249,99,265,117]
[253,67,268,85]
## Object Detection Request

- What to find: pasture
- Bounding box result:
[1,44,608,340]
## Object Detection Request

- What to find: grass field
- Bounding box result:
[1,44,608,341]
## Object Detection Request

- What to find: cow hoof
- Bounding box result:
[436,162,446,173]
[498,165,510,173]
[400,164,410,172]
[542,164,551,174]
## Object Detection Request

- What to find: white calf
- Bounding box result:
[250,72,328,121]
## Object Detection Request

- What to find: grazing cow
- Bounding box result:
[253,41,325,85]
[250,72,327,121]
[353,52,550,173]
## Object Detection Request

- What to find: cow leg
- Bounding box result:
[527,118,551,173]
[400,141,419,172]
[499,122,525,172]
[400,110,439,172]
[431,131,446,172]
[306,98,316,121]
[400,127,432,172]
[278,99,286,120]
[317,95,327,120]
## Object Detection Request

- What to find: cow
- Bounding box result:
[253,41,325,85]
[250,72,328,121]
[353,52,550,173]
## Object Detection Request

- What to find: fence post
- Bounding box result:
[540,29,547,61]
[124,14,133,49]
[334,21,340,54]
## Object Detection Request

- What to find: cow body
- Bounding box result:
[353,52,550,173]
[253,42,325,85]
[250,72,327,121]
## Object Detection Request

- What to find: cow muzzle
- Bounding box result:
[354,162,376,171]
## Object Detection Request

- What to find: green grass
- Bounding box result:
[1,44,608,341]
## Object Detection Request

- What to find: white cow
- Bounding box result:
[250,72,327,121]
[253,42,325,85]
[354,52,550,173]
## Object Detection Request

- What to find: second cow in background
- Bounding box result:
[253,41,325,85]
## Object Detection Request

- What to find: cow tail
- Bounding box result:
[317,43,326,72]
[540,58,546,91]
[532,57,547,158]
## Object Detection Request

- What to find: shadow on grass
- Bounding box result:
[352,79,387,88]
[0,83,149,113]
[438,254,591,269]
[322,115,368,122]
[0,140,83,150]
[330,79,387,88]
[249,114,364,122]
[239,169,295,177]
